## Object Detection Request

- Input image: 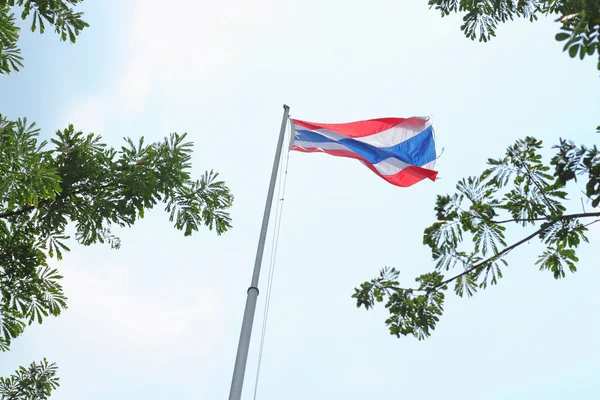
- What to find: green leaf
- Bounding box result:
[568,44,580,58]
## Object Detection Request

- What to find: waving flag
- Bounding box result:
[290,116,438,187]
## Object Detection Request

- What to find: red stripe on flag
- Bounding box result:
[291,117,428,139]
[291,146,437,187]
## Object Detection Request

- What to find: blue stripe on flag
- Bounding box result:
[294,125,436,166]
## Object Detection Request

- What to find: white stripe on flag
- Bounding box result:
[369,159,436,176]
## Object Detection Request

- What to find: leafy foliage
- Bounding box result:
[0,359,59,400]
[353,267,446,339]
[428,0,600,70]
[552,138,600,206]
[0,0,88,74]
[354,136,599,339]
[0,113,233,351]
[0,6,22,73]
[0,114,233,396]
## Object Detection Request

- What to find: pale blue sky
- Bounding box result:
[1,1,599,399]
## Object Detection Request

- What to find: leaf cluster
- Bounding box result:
[0,113,233,351]
[428,0,600,70]
[353,267,446,340]
[0,359,59,400]
[355,135,598,338]
[552,138,600,206]
[0,0,88,74]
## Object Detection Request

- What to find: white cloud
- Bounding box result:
[53,1,280,382]
[114,58,151,114]
[67,0,278,126]
[65,96,108,134]
[58,258,226,363]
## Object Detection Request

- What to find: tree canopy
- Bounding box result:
[354,0,599,340]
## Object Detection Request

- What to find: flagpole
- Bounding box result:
[228,104,290,400]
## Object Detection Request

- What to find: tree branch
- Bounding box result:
[434,223,551,291]
[0,183,115,220]
[6,372,28,400]
[386,285,419,293]
[521,160,558,215]
[385,213,600,298]
[583,219,600,228]
[492,211,600,224]
[387,222,558,297]
[0,204,35,219]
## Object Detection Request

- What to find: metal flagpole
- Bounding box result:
[228,104,290,400]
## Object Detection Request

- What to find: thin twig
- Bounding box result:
[583,219,600,228]
[492,211,600,224]
[386,223,555,296]
[435,223,549,290]
[521,160,558,215]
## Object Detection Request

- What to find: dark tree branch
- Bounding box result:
[492,211,600,224]
[386,285,418,293]
[7,388,23,400]
[0,183,116,220]
[6,374,27,400]
[389,221,559,296]
[0,204,36,219]
[583,219,600,228]
[521,158,558,215]
[434,223,551,291]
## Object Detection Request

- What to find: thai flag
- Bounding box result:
[290,117,438,187]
